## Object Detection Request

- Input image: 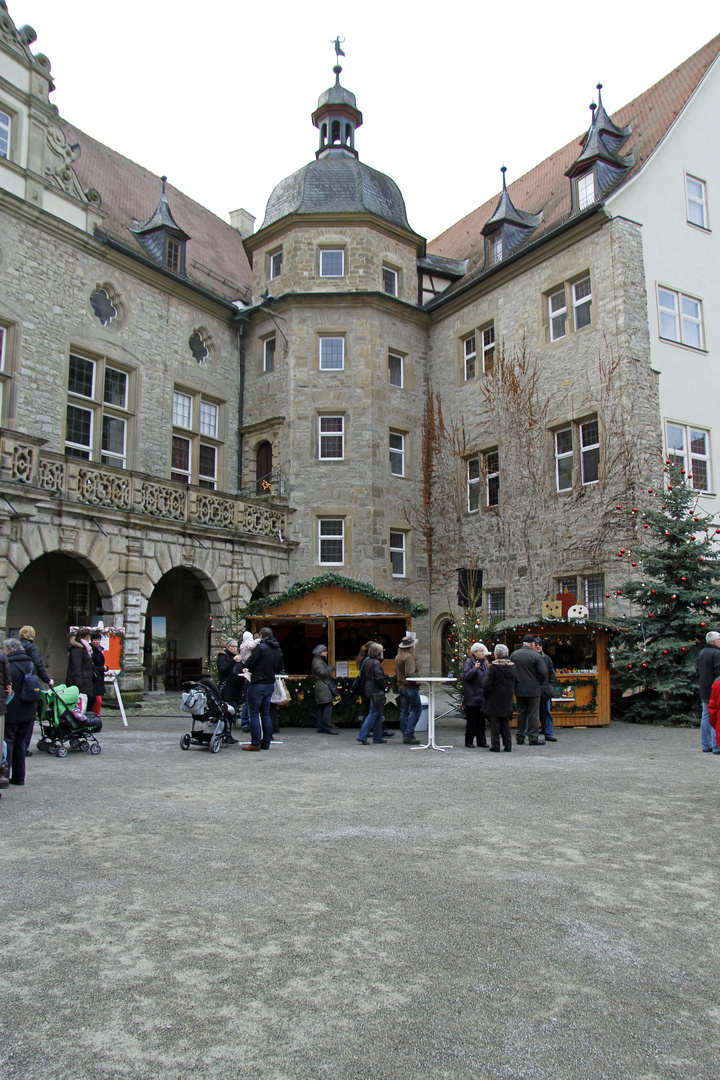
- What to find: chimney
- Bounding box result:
[229,208,255,237]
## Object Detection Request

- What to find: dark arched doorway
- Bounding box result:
[144,568,211,690]
[256,441,273,494]
[6,552,106,678]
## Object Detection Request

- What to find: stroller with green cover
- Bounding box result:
[37,684,103,758]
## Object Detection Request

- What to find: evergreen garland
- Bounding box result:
[238,573,428,618]
[612,463,720,725]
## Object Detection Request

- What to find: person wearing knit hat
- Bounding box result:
[463,641,490,748]
[395,635,421,744]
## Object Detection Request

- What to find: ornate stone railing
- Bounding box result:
[0,434,290,539]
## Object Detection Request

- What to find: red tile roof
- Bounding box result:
[429,34,720,273]
[63,122,252,305]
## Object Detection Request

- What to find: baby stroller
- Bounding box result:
[37,684,103,758]
[179,679,235,754]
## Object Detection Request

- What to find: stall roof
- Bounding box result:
[492,617,621,634]
[242,573,428,617]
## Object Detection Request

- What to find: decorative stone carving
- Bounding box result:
[196,493,235,529]
[77,468,131,510]
[90,288,117,326]
[11,443,35,483]
[45,127,90,203]
[242,504,286,537]
[188,330,209,364]
[138,482,187,521]
[37,458,65,493]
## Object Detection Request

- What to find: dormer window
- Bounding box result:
[489,233,503,266]
[167,239,182,273]
[577,172,595,210]
[129,177,190,278]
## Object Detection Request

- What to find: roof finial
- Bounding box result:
[500,165,507,190]
[332,36,345,83]
[161,175,167,196]
[589,101,597,123]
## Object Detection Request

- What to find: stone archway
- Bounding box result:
[143,567,214,690]
[6,551,112,679]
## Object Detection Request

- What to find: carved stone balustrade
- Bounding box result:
[0,433,290,539]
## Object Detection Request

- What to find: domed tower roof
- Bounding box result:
[257,54,414,235]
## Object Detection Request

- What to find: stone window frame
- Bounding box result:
[462,333,477,381]
[382,264,400,298]
[666,420,712,493]
[319,248,345,278]
[551,414,601,494]
[318,414,345,461]
[389,428,408,478]
[656,284,705,351]
[170,383,224,489]
[0,321,11,420]
[0,105,11,160]
[461,319,495,382]
[318,334,346,371]
[467,447,499,512]
[487,588,506,620]
[544,270,594,342]
[685,174,709,231]
[388,350,404,389]
[65,349,136,470]
[389,529,407,578]
[318,517,346,566]
[268,246,283,280]
[584,575,605,618]
[263,335,276,373]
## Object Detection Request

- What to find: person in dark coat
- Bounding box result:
[510,634,548,745]
[534,636,557,741]
[0,649,12,792]
[698,630,720,752]
[482,644,519,752]
[243,627,285,750]
[312,644,339,734]
[66,628,94,702]
[19,625,53,755]
[89,631,107,716]
[216,639,244,707]
[462,641,489,748]
[356,643,386,744]
[3,637,38,786]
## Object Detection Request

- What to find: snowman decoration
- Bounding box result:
[567,603,589,621]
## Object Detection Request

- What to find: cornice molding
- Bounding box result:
[244,211,426,260]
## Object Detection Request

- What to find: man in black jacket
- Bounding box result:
[243,627,285,751]
[698,630,720,752]
[510,634,548,745]
[534,636,557,742]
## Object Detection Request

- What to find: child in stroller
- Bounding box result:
[179,678,237,753]
[37,684,102,758]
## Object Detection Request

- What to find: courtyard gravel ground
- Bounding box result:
[1,702,718,1080]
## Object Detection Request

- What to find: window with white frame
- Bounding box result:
[463,334,477,380]
[0,110,10,159]
[389,430,405,476]
[549,288,567,340]
[319,415,344,460]
[488,589,505,620]
[269,248,283,279]
[388,351,403,388]
[489,233,502,266]
[686,175,708,229]
[485,449,499,506]
[170,386,223,487]
[382,266,398,296]
[585,575,605,618]
[577,172,595,210]
[667,422,712,492]
[573,276,592,330]
[320,249,344,277]
[263,336,276,373]
[65,352,133,468]
[0,324,7,416]
[319,336,345,370]
[658,287,704,349]
[467,456,480,512]
[555,427,573,491]
[390,531,406,577]
[482,324,495,372]
[319,518,344,565]
[580,418,599,485]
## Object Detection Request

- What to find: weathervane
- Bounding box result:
[332,36,345,61]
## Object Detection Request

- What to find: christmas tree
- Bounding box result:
[613,463,720,724]
[443,566,499,711]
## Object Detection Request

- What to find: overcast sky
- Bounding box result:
[15,1,720,241]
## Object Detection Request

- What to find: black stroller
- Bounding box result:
[37,683,103,757]
[179,678,235,753]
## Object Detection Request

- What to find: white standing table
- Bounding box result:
[407,676,456,752]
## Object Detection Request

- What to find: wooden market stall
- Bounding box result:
[244,574,427,676]
[495,619,612,727]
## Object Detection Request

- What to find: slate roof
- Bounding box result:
[62,122,253,305]
[259,150,414,234]
[429,34,720,281]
